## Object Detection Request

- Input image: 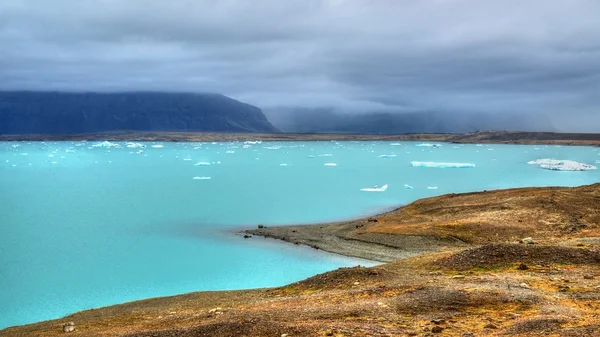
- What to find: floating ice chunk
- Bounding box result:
[244,141,262,144]
[324,163,337,166]
[416,143,442,148]
[378,154,397,158]
[264,146,282,150]
[48,154,54,157]
[51,161,58,164]
[226,150,235,154]
[126,142,145,149]
[183,158,192,161]
[427,186,438,190]
[280,164,288,167]
[92,141,120,148]
[308,155,315,158]
[320,154,333,157]
[242,145,252,149]
[151,144,164,149]
[192,176,211,180]
[410,161,475,168]
[194,162,211,166]
[528,159,596,171]
[404,184,414,189]
[360,184,389,192]
[390,143,403,146]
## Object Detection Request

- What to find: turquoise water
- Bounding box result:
[1,141,599,329]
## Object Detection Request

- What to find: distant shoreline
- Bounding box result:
[1,130,600,146]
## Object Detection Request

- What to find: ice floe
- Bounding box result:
[92,141,121,148]
[404,184,414,189]
[427,186,439,190]
[378,154,397,158]
[390,143,403,146]
[324,163,337,166]
[151,144,164,149]
[126,142,145,149]
[244,141,262,144]
[194,162,211,166]
[410,161,475,168]
[416,143,442,148]
[308,155,315,158]
[280,164,288,167]
[360,184,389,192]
[528,159,597,171]
[192,176,212,180]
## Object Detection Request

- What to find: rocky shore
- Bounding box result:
[1,130,600,146]
[2,183,599,336]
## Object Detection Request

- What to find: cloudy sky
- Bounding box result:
[1,0,599,130]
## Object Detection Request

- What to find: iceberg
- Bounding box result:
[390,143,403,146]
[410,161,475,168]
[427,186,438,190]
[360,184,389,192]
[528,159,597,171]
[404,184,414,189]
[308,155,315,158]
[378,154,397,158]
[192,176,211,180]
[226,150,235,154]
[194,162,211,166]
[280,164,288,167]
[126,142,145,149]
[244,141,262,144]
[416,143,442,148]
[151,144,164,149]
[92,141,120,148]
[324,163,337,166]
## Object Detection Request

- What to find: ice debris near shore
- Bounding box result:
[360,184,388,192]
[416,143,442,148]
[92,141,120,148]
[410,161,475,168]
[126,142,145,149]
[528,159,597,171]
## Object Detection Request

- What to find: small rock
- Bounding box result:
[407,332,418,336]
[451,275,465,279]
[281,334,289,337]
[507,313,521,319]
[257,224,264,229]
[431,326,444,333]
[584,274,594,280]
[520,237,535,244]
[243,234,251,239]
[484,323,498,329]
[462,333,475,337]
[517,263,529,270]
[62,322,75,333]
[519,283,531,289]
[431,319,446,325]
[325,329,334,336]
[558,285,570,292]
[353,281,360,286]
[368,218,378,222]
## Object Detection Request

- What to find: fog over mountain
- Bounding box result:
[1,1,599,132]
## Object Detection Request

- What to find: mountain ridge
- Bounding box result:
[0,91,279,134]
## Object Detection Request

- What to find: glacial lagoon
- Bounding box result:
[1,141,599,328]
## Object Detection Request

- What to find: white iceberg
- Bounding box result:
[151,144,164,149]
[427,186,439,190]
[280,164,288,167]
[92,141,120,148]
[404,184,414,189]
[244,141,262,144]
[194,162,211,166]
[324,163,337,166]
[226,150,235,154]
[192,176,211,180]
[528,159,597,171]
[416,143,442,148]
[126,142,145,149]
[410,161,475,168]
[390,143,403,146]
[360,184,389,192]
[378,154,397,158]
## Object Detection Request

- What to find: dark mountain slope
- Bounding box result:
[0,92,279,134]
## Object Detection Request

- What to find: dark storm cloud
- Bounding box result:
[1,0,599,130]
